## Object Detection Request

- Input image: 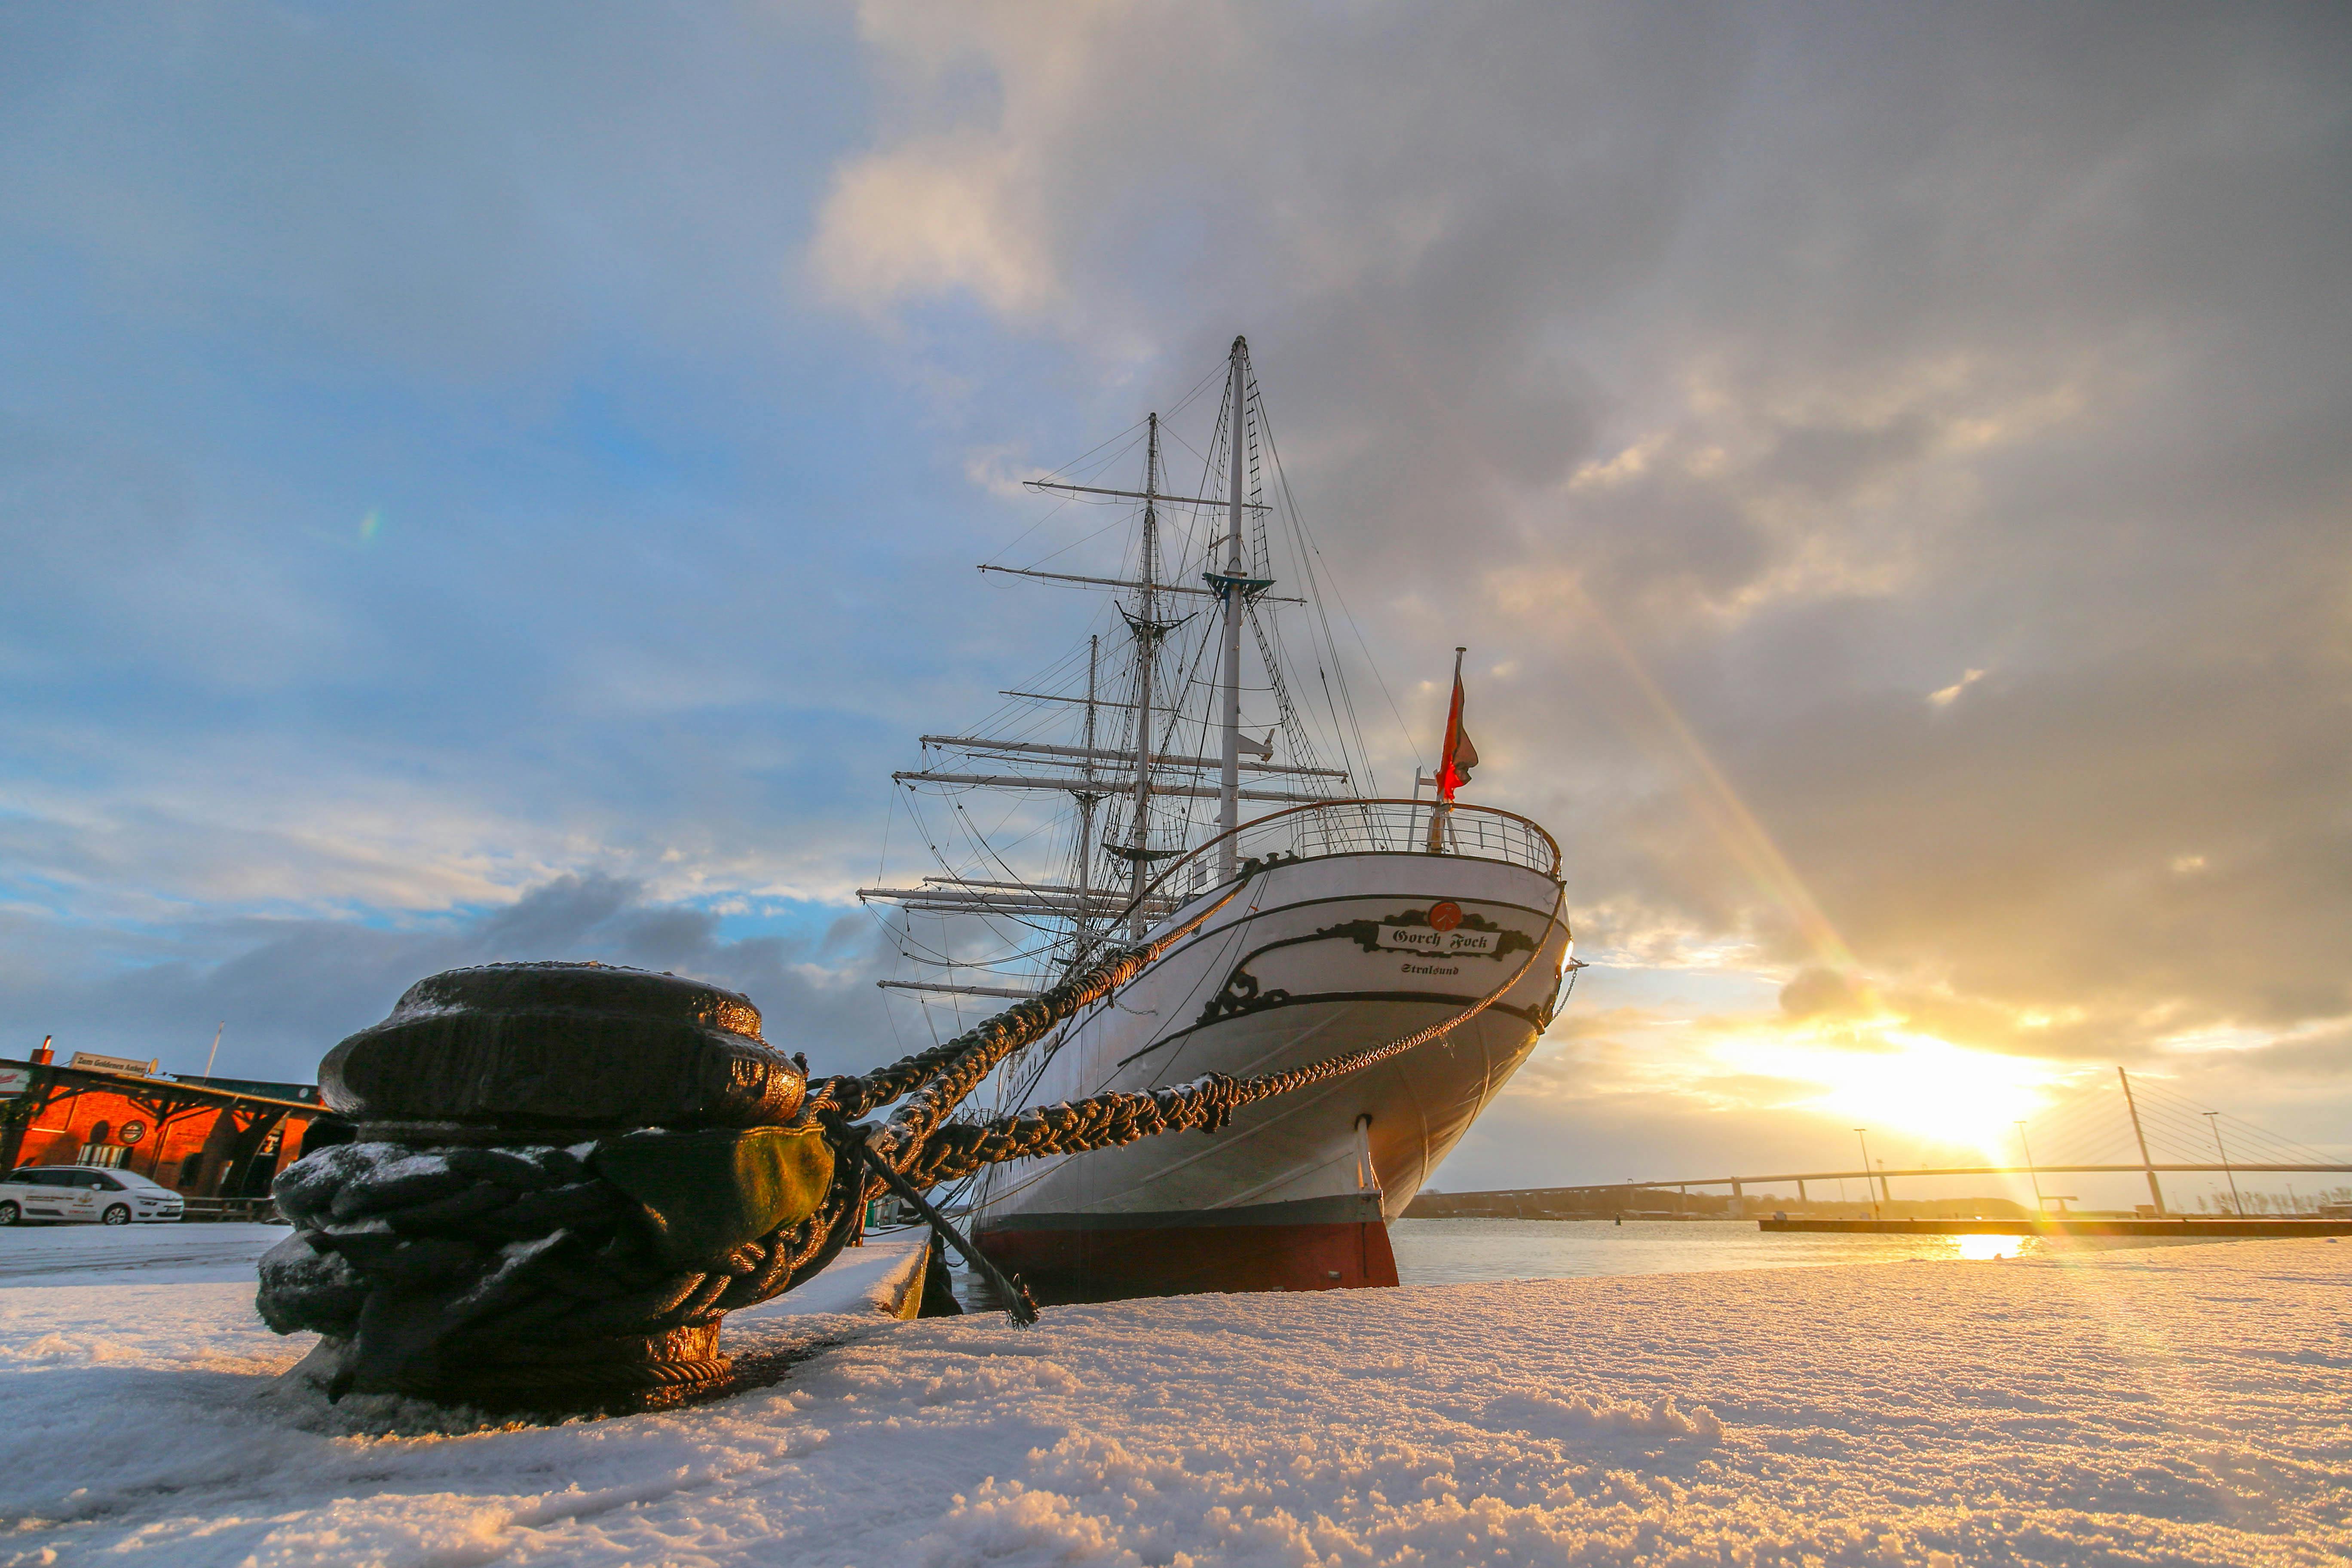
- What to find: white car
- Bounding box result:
[0,1166,185,1226]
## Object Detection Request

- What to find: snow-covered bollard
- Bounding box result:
[255,962,838,1414]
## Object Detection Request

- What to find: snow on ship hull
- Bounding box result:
[974,843,1571,1302]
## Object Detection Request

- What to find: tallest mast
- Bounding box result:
[1217,336,1249,880]
[1127,414,1163,933]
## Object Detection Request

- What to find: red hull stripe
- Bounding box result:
[978,1219,1400,1303]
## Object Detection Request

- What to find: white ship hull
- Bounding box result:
[974,839,1571,1299]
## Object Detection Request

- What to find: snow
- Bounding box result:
[1,1229,2346,1566]
[731,1231,929,1321]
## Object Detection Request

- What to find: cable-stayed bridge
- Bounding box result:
[1420,1067,2351,1219]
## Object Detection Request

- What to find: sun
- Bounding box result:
[1712,1026,2065,1158]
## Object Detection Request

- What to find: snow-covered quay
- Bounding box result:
[2,1233,2345,1566]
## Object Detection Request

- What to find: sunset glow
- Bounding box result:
[1711,1027,2070,1157]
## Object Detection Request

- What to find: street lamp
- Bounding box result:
[1854,1128,1880,1218]
[2204,1111,2245,1217]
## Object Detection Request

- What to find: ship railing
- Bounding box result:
[1142,799,1561,913]
[1255,798,1561,878]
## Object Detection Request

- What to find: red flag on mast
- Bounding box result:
[1435,647,1479,802]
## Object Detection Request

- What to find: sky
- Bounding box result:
[3,2,2347,1205]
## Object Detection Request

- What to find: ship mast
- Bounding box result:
[1070,632,1100,959]
[1216,338,1248,881]
[1123,415,1164,934]
[867,338,1358,992]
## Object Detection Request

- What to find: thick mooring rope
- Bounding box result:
[261,1141,846,1350]
[809,879,1246,1166]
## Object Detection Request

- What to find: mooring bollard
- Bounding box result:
[256,962,837,1412]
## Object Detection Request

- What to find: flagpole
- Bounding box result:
[1426,646,1466,853]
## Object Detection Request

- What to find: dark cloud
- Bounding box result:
[0,875,903,1087]
[1779,968,1863,1020]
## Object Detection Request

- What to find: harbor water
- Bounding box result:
[1388,1216,2231,1282]
[948,1216,2241,1308]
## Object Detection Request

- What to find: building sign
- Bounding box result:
[0,1067,28,1099]
[118,1120,148,1146]
[67,1051,159,1077]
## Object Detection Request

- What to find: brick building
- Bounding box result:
[0,1040,333,1198]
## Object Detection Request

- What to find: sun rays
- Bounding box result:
[1709,1025,2074,1157]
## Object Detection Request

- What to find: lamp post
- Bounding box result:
[2204,1111,2245,1217]
[1854,1128,1880,1218]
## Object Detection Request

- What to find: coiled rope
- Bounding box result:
[261,1140,842,1352]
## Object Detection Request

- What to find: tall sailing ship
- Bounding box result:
[862,337,1575,1300]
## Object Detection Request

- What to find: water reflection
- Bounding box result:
[1388,1218,2222,1286]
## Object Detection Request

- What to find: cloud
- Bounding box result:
[1780,968,1865,1020]
[1928,669,1987,707]
[1,875,904,1089]
[812,134,1063,320]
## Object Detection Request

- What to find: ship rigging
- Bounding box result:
[862,336,1381,1004]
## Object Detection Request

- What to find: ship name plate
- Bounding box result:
[1377,925,1499,956]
